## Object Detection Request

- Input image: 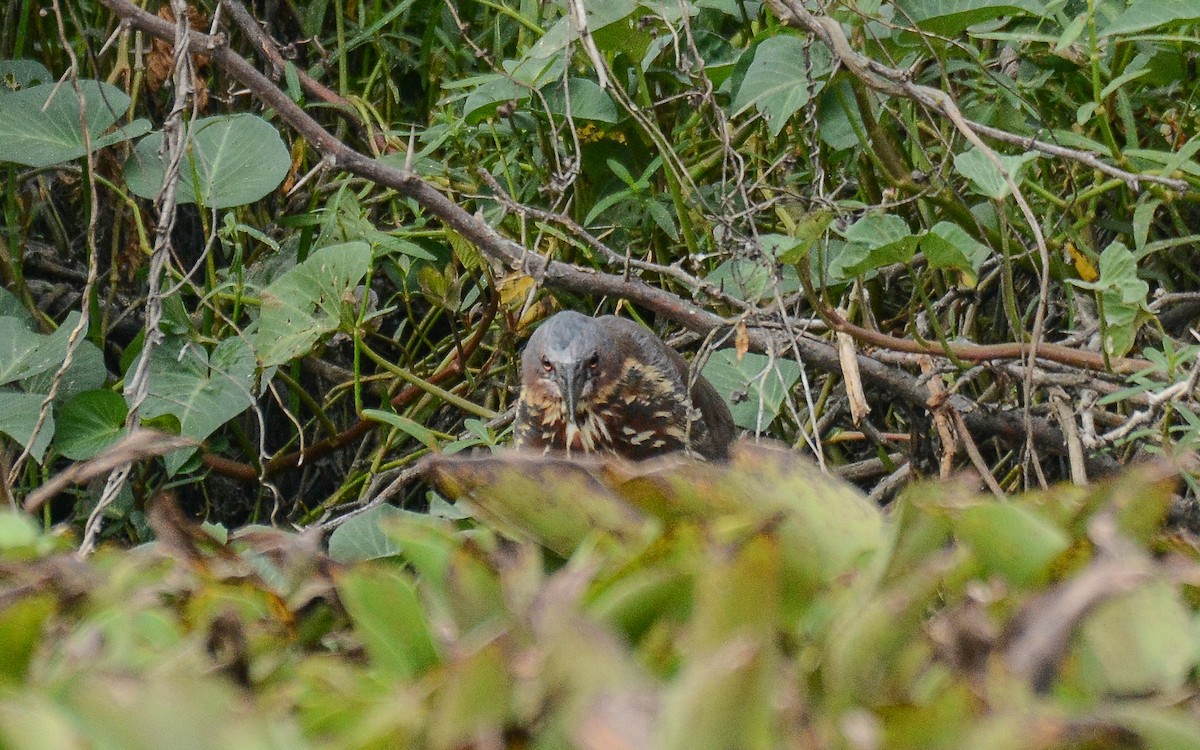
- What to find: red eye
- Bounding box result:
[541,356,554,373]
[587,354,600,372]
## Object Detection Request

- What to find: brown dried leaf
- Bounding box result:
[734,321,750,360]
[146,5,210,111]
[837,330,870,425]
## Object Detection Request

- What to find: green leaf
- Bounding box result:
[0,289,28,324]
[1070,242,1150,358]
[0,594,54,684]
[124,113,289,208]
[842,213,911,247]
[701,350,801,431]
[816,79,865,151]
[383,515,507,633]
[1106,704,1200,750]
[646,199,679,241]
[255,242,373,368]
[0,513,40,553]
[459,57,559,124]
[0,391,54,462]
[312,189,437,260]
[462,75,527,124]
[657,533,780,750]
[590,566,692,641]
[837,213,919,276]
[775,210,834,264]
[1157,135,1200,186]
[416,264,461,312]
[426,641,512,749]
[420,453,658,558]
[138,336,257,474]
[1075,580,1197,695]
[584,188,636,226]
[336,564,440,680]
[0,694,85,749]
[0,318,48,385]
[824,548,947,705]
[0,315,96,463]
[606,157,638,187]
[705,235,802,301]
[364,409,441,451]
[0,312,91,386]
[920,221,991,287]
[894,0,1044,35]
[731,35,831,138]
[540,77,619,123]
[698,0,763,16]
[527,0,651,60]
[59,671,295,750]
[55,390,128,461]
[328,504,408,562]
[19,335,106,403]
[1125,147,1200,178]
[1054,13,1088,51]
[0,80,150,168]
[616,444,886,603]
[0,60,52,89]
[953,502,1070,586]
[952,147,1036,200]
[1133,198,1161,256]
[1101,0,1200,37]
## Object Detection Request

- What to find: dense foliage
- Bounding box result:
[5,0,1200,745]
[5,0,1200,533]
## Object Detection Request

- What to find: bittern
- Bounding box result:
[513,311,735,460]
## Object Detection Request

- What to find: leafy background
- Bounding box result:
[4,0,1200,745]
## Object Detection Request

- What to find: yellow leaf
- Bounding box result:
[1065,242,1099,282]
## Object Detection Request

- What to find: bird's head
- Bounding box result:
[521,311,622,423]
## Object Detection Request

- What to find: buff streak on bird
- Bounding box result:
[514,311,735,460]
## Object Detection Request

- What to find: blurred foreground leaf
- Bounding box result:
[0,456,1198,747]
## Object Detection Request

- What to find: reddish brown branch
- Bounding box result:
[824,308,1154,375]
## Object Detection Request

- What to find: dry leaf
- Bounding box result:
[734,321,750,360]
[837,330,870,425]
[146,5,210,111]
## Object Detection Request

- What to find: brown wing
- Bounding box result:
[596,316,735,460]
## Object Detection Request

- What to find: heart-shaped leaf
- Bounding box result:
[255,242,373,368]
[0,80,149,168]
[124,113,289,208]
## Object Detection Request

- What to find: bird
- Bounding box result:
[513,311,735,461]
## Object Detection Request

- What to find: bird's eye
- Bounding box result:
[541,356,554,373]
[587,353,600,371]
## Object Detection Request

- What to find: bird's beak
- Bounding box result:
[556,367,580,423]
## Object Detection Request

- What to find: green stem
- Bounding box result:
[473,0,544,36]
[359,341,497,419]
[1087,0,1121,158]
[997,209,1025,341]
[276,369,341,440]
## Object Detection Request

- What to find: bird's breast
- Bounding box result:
[513,358,718,460]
